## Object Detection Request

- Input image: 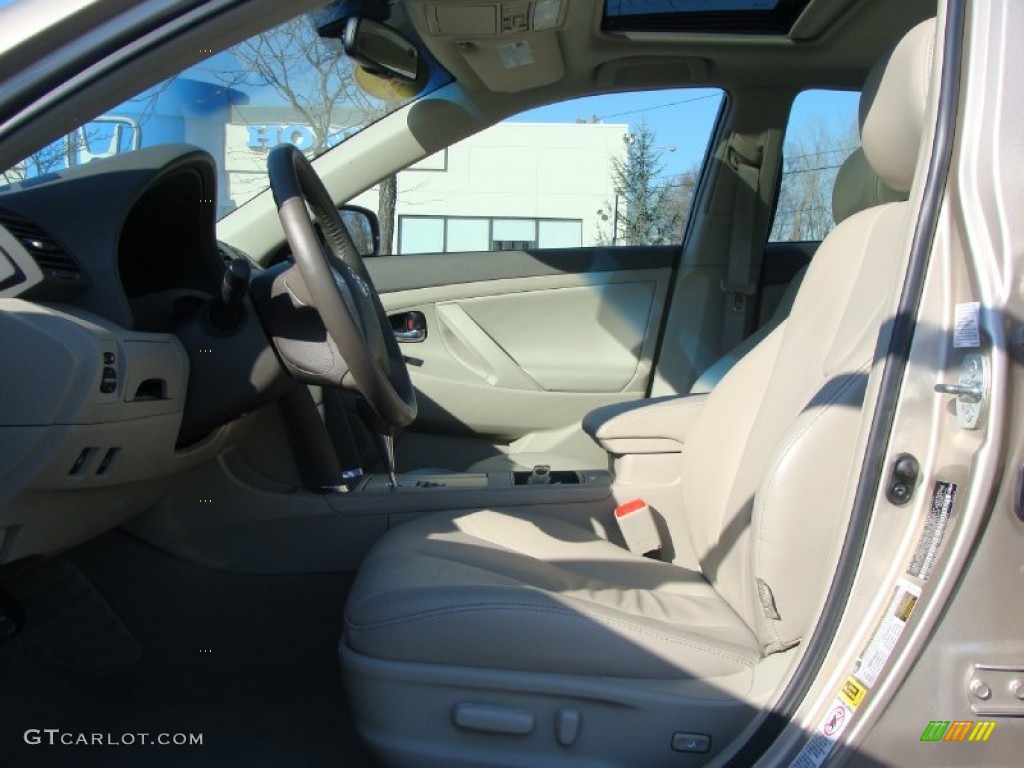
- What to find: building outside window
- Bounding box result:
[354,121,625,255]
[397,215,584,255]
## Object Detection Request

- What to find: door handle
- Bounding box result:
[390,311,426,343]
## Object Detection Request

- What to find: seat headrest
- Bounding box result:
[858,18,936,192]
[831,147,906,225]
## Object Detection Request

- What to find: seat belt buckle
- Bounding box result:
[719,279,756,313]
[614,499,662,558]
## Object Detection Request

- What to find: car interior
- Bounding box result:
[0,0,945,765]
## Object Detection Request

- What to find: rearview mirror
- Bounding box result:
[343,18,419,83]
[339,204,380,257]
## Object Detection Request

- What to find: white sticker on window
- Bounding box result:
[497,40,535,69]
[953,301,981,348]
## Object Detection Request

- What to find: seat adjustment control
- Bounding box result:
[555,707,581,746]
[671,732,711,754]
[452,703,535,735]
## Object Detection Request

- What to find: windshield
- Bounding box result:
[0,7,449,219]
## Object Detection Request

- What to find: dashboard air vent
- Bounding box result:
[0,209,82,281]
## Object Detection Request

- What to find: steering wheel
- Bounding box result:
[267,143,417,429]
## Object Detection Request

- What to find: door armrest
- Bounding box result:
[583,394,709,455]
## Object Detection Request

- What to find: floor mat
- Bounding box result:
[3,556,141,675]
[0,531,375,767]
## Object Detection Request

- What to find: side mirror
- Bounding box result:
[342,17,420,84]
[339,204,380,257]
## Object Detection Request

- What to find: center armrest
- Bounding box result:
[583,394,709,455]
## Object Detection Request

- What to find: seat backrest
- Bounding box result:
[673,19,935,654]
[689,147,906,395]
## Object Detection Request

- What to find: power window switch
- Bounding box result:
[671,732,711,754]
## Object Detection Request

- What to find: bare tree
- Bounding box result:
[1,141,65,184]
[229,18,371,153]
[3,81,175,186]
[770,116,860,241]
[376,174,398,255]
[663,166,699,231]
[226,17,398,243]
[1,127,108,185]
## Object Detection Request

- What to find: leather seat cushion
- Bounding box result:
[344,508,762,679]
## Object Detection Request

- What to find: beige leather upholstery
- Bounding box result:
[689,272,803,394]
[860,19,935,192]
[582,393,708,454]
[346,507,760,679]
[343,18,935,764]
[691,147,906,395]
[831,147,908,224]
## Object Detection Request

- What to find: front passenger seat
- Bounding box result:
[469,147,905,469]
[689,146,906,394]
[341,19,936,767]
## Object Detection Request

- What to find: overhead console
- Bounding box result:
[411,0,569,91]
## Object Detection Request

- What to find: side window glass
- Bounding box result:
[769,89,861,243]
[354,89,724,255]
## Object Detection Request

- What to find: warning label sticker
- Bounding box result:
[790,579,922,767]
[840,676,867,710]
[907,481,957,581]
[953,302,981,348]
[791,697,855,768]
[852,580,921,688]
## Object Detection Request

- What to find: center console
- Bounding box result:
[333,467,614,527]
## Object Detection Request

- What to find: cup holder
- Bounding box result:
[513,467,582,486]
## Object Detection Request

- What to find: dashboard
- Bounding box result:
[0,145,290,562]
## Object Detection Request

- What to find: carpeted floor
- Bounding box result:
[0,530,375,767]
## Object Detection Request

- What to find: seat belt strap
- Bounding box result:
[720,133,766,352]
[322,388,365,482]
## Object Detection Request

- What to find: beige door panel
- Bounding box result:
[434,302,543,390]
[380,269,670,439]
[454,280,659,393]
[412,373,640,440]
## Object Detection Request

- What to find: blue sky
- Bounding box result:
[508,88,860,178]
[509,89,725,177]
